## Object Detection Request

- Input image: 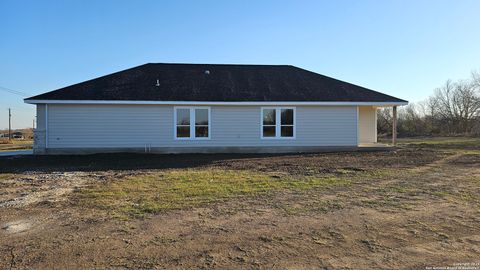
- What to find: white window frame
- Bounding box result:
[174,106,211,140]
[260,107,296,139]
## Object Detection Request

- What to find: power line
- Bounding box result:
[0,86,30,97]
[0,86,31,97]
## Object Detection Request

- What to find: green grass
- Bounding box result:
[378,136,480,146]
[380,137,480,155]
[397,137,480,145]
[77,169,354,218]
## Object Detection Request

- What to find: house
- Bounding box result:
[24,63,407,155]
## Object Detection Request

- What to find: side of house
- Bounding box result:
[26,63,406,154]
[33,104,378,154]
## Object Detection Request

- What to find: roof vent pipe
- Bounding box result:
[204,70,210,75]
[155,79,160,87]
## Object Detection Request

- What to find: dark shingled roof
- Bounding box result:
[25,63,407,103]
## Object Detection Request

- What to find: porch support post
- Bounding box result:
[392,105,397,145]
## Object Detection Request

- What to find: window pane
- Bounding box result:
[176,126,190,138]
[281,126,293,137]
[263,109,276,125]
[281,109,293,125]
[195,126,209,137]
[263,126,276,137]
[176,109,190,125]
[195,109,209,125]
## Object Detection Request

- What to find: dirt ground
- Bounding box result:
[1,138,480,269]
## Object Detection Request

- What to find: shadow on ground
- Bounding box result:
[0,145,448,174]
[0,152,305,173]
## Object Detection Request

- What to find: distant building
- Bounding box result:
[12,132,24,139]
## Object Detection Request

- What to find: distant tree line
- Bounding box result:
[378,71,480,137]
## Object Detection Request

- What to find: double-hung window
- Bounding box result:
[261,107,295,139]
[175,107,210,139]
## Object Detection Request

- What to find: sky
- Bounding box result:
[1,0,479,129]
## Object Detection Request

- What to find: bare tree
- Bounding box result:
[399,104,426,136]
[471,70,480,89]
[418,98,439,135]
[377,69,480,138]
[432,80,456,133]
[456,80,480,133]
[430,78,480,134]
[377,107,392,135]
[470,70,480,135]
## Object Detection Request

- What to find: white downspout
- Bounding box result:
[374,107,378,143]
[356,106,359,146]
[45,104,48,149]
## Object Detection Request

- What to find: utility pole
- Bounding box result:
[8,108,11,141]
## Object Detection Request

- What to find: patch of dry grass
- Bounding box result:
[0,140,33,151]
[0,173,14,182]
[76,169,359,218]
[69,137,478,219]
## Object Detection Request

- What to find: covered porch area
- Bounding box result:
[358,105,399,149]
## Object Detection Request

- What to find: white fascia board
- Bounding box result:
[24,100,408,106]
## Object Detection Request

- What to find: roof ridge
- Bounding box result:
[145,62,293,67]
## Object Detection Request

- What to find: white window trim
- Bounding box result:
[174,106,211,140]
[260,107,296,139]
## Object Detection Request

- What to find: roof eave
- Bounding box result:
[24,99,408,106]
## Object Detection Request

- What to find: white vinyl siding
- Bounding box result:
[45,104,358,148]
[47,105,164,148]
